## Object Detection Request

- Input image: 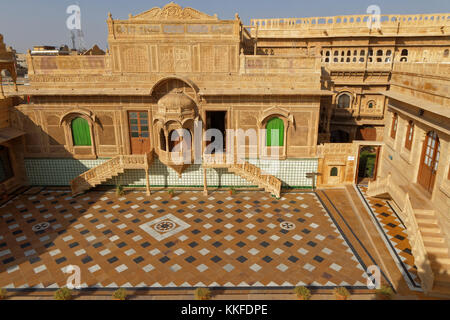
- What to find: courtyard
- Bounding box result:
[0,187,419,293]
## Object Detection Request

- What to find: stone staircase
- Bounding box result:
[415,208,450,296]
[70,152,154,196]
[203,159,282,198]
[368,175,450,297]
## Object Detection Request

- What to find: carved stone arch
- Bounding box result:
[258,106,294,129]
[59,108,96,127]
[59,108,98,156]
[150,76,199,103]
[334,90,355,108]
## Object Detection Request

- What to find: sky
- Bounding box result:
[0,0,449,53]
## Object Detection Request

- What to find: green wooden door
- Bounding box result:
[266,117,284,147]
[71,117,92,146]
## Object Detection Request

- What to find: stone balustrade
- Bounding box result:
[27,55,109,75]
[368,173,435,293]
[71,154,150,195]
[240,54,321,75]
[251,13,449,30]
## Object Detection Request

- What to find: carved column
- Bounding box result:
[203,168,208,196]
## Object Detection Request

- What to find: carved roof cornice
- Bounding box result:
[130,2,218,21]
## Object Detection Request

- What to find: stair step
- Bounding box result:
[426,246,449,256]
[423,235,446,243]
[431,257,450,266]
[421,230,445,238]
[414,209,435,216]
[418,221,440,228]
[419,226,442,234]
[416,218,439,225]
[434,266,450,277]
[424,240,448,248]
[430,285,450,297]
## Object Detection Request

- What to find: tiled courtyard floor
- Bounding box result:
[0,189,371,290]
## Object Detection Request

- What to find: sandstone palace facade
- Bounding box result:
[0,3,449,295]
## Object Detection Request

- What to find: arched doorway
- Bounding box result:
[266,117,284,147]
[418,131,440,193]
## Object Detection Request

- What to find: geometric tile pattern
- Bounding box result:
[356,185,421,290]
[24,158,318,188]
[0,190,368,289]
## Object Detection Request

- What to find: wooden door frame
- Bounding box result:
[127,111,151,155]
[417,131,440,194]
[355,145,380,184]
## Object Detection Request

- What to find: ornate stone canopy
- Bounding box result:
[155,90,197,125]
[130,2,218,21]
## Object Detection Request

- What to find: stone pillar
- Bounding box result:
[145,169,150,196]
[203,168,208,196]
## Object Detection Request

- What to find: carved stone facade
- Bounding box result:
[1,3,449,192]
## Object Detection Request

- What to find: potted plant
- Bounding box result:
[116,184,125,196]
[194,288,211,300]
[168,189,175,199]
[54,287,72,300]
[229,187,236,196]
[112,288,128,300]
[334,287,350,300]
[375,285,394,300]
[0,288,7,300]
[294,286,311,300]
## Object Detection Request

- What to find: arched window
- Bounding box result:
[444,49,449,58]
[266,117,284,147]
[401,49,408,56]
[376,50,383,56]
[168,130,180,152]
[71,117,91,146]
[159,129,166,151]
[390,113,398,139]
[367,101,375,109]
[405,120,414,150]
[337,93,351,109]
[330,167,338,177]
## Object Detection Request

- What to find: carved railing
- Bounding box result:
[251,13,450,30]
[367,173,390,198]
[229,161,282,198]
[71,153,151,195]
[240,54,320,74]
[28,54,109,75]
[368,172,435,293]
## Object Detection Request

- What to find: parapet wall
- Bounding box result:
[250,13,450,38]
